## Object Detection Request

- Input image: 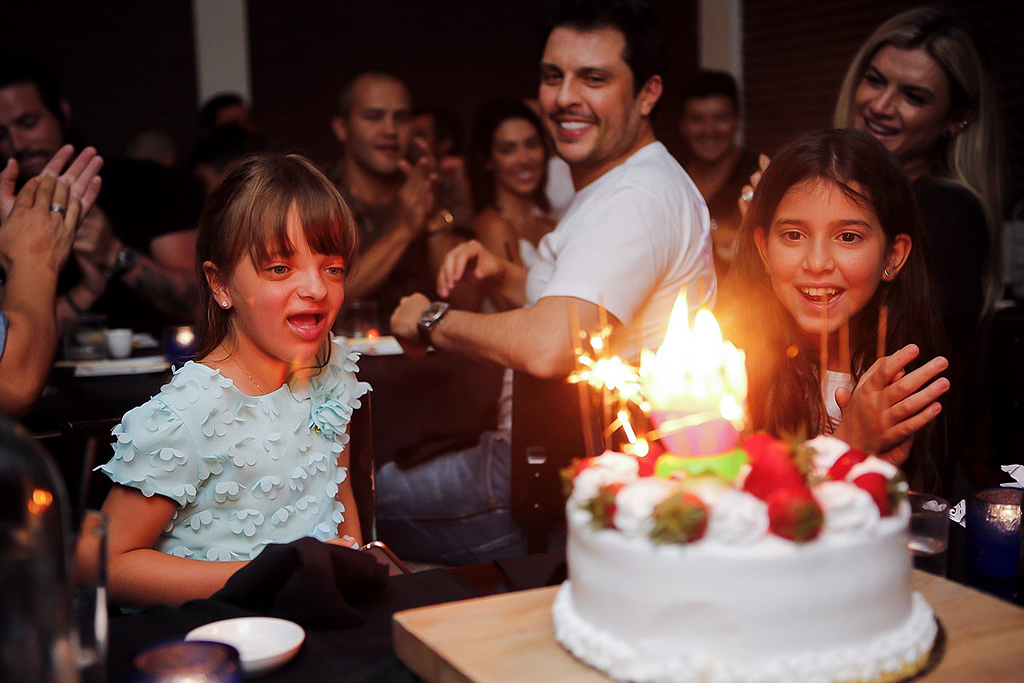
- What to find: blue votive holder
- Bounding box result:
[965,487,1023,580]
[131,641,242,682]
[163,325,198,369]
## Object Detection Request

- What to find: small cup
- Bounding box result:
[907,492,950,576]
[965,487,1023,580]
[106,328,133,359]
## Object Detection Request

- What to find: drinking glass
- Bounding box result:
[64,313,108,361]
[72,510,108,683]
[336,300,380,338]
[907,492,949,576]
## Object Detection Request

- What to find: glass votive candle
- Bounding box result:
[163,326,198,368]
[965,487,1023,580]
[131,641,242,682]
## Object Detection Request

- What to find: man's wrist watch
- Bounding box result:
[105,246,140,279]
[417,301,450,346]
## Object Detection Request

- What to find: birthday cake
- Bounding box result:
[552,303,936,683]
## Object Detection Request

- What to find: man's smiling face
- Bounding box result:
[539,26,657,188]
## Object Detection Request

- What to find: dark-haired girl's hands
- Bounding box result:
[832,344,949,465]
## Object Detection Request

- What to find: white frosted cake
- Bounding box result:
[553,435,937,683]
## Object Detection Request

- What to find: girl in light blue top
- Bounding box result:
[100,154,369,607]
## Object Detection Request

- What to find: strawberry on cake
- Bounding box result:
[553,434,938,683]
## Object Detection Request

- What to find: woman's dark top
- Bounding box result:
[912,176,989,358]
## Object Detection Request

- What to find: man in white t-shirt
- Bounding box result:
[383,0,714,564]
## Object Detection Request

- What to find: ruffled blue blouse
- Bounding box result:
[99,338,371,561]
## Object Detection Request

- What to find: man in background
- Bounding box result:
[0,54,204,335]
[384,0,715,564]
[328,71,463,331]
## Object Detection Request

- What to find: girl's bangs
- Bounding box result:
[241,185,354,267]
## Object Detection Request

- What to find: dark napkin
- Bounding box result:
[213,537,388,628]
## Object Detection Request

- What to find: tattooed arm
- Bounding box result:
[58,207,198,330]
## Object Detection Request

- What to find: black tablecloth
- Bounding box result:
[109,550,567,683]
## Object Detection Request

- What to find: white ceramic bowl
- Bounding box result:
[186,616,305,677]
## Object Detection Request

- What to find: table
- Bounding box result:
[107,553,564,683]
[393,571,1024,683]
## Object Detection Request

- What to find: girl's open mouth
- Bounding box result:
[799,286,843,305]
[288,313,326,339]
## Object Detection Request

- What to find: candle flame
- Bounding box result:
[27,488,53,515]
[640,294,746,421]
[569,292,748,459]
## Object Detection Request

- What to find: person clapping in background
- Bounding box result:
[0,145,102,414]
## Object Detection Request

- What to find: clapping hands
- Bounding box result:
[396,138,438,236]
[832,344,950,466]
[0,145,103,275]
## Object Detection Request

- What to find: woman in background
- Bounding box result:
[834,6,1002,346]
[466,99,555,309]
[833,6,1003,493]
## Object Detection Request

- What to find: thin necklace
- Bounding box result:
[233,358,263,393]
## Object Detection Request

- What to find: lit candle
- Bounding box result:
[163,325,198,368]
[639,295,746,457]
[965,487,1023,580]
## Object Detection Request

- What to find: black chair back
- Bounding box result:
[348,394,376,542]
[59,418,119,525]
[510,371,603,553]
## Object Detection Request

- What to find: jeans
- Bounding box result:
[375,430,527,565]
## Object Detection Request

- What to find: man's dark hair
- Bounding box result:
[0,52,67,124]
[200,92,247,130]
[188,123,266,175]
[681,70,740,114]
[413,107,465,156]
[336,71,407,118]
[543,0,665,93]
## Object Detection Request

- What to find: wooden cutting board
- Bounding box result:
[393,571,1024,683]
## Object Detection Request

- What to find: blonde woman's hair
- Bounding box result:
[834,6,1003,311]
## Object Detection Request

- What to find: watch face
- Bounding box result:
[421,302,449,326]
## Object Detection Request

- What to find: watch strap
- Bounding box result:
[416,301,450,346]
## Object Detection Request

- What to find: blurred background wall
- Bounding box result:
[1,0,1019,215]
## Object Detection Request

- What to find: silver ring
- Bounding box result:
[50,204,66,216]
[741,188,754,203]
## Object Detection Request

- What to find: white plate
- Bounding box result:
[343,335,404,356]
[186,616,305,677]
[68,355,170,377]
